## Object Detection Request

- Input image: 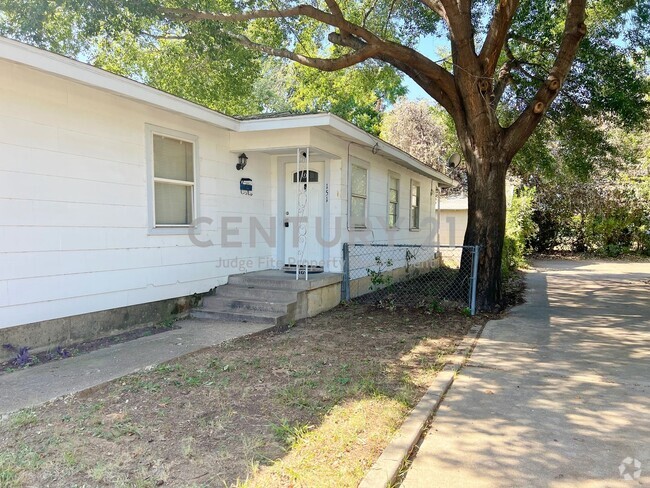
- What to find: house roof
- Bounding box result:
[439,197,468,210]
[0,36,456,187]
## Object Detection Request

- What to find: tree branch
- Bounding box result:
[492,60,516,108]
[232,33,378,71]
[509,33,558,53]
[162,4,460,117]
[503,0,587,159]
[418,0,447,21]
[480,0,521,76]
[162,6,380,46]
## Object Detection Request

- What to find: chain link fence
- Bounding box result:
[342,243,480,315]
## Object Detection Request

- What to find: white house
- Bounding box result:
[439,197,469,247]
[0,37,455,356]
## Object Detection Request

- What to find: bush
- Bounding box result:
[502,186,537,277]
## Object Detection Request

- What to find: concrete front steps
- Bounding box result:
[191,270,343,325]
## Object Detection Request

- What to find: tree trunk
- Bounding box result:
[461,151,509,311]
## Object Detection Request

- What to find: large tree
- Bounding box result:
[2,0,647,309]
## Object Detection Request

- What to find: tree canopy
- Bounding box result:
[1,0,648,308]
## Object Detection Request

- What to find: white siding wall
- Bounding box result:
[439,209,468,247]
[307,129,441,274]
[0,60,275,328]
[342,149,439,246]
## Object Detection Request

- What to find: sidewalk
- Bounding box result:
[0,318,273,415]
[401,260,650,487]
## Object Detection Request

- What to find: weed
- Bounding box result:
[0,445,43,486]
[155,363,182,374]
[208,358,235,372]
[181,437,195,458]
[62,450,79,467]
[461,307,472,317]
[426,300,444,314]
[335,376,351,386]
[276,384,315,410]
[366,256,394,291]
[10,410,37,428]
[156,317,177,329]
[271,420,313,448]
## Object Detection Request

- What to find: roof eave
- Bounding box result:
[239,113,457,187]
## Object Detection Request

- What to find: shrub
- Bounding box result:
[503,186,537,278]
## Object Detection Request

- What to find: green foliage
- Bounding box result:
[503,187,537,277]
[524,121,650,256]
[366,256,394,291]
[258,60,405,135]
[0,0,406,126]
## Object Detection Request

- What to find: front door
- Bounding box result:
[284,162,324,269]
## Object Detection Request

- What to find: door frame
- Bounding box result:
[276,153,331,271]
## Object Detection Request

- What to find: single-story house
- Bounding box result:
[0,36,455,357]
[439,197,469,247]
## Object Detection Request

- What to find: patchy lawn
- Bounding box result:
[0,303,490,487]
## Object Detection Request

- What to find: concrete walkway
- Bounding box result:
[402,260,650,487]
[0,318,273,415]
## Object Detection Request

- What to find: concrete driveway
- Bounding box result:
[402,260,650,487]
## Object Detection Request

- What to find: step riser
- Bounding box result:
[214,286,299,301]
[203,297,295,314]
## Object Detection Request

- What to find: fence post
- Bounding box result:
[342,242,350,301]
[470,245,480,315]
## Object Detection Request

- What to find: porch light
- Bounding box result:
[236,153,248,171]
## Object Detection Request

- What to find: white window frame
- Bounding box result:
[410,179,421,231]
[349,159,369,229]
[146,124,199,234]
[387,171,400,229]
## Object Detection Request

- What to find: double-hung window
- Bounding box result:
[410,180,421,230]
[150,129,197,228]
[388,173,399,228]
[350,164,368,229]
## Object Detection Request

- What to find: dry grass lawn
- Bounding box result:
[0,302,490,487]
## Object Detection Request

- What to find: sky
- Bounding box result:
[404,34,449,101]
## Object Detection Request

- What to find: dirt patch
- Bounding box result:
[0,303,492,487]
[504,269,527,307]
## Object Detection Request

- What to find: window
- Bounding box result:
[350,164,368,228]
[293,170,319,183]
[151,132,196,227]
[410,181,421,230]
[388,173,399,228]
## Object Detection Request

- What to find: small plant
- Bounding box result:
[271,420,313,448]
[156,317,176,329]
[461,307,472,317]
[3,344,33,367]
[366,256,394,291]
[426,300,444,314]
[45,346,72,361]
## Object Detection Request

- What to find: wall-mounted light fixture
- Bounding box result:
[236,153,248,171]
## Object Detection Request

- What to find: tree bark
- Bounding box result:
[462,151,509,310]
